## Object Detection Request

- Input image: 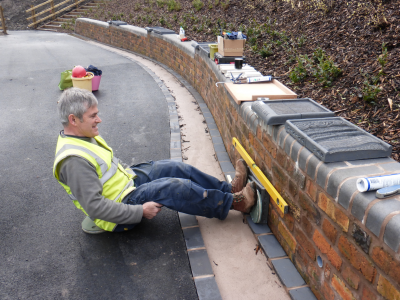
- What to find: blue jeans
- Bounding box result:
[114,160,233,232]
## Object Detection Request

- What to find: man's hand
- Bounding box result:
[142,202,163,219]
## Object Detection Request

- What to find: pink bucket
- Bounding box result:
[92,75,101,91]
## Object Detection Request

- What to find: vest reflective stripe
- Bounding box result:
[55,144,109,177]
[53,135,135,232]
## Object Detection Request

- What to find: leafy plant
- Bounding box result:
[221,0,230,10]
[259,43,273,58]
[297,34,306,47]
[156,0,166,7]
[167,0,181,11]
[159,16,166,26]
[311,48,342,87]
[378,42,388,76]
[192,0,204,11]
[360,69,381,104]
[289,57,308,83]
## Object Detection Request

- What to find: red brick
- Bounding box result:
[372,246,400,285]
[322,281,334,300]
[299,191,320,223]
[313,230,342,270]
[268,205,279,229]
[362,284,378,300]
[276,150,288,169]
[278,221,297,253]
[262,133,277,158]
[256,126,262,140]
[305,179,318,202]
[324,264,331,280]
[377,274,400,300]
[322,218,338,244]
[283,211,295,232]
[342,266,360,289]
[318,192,349,232]
[295,227,316,260]
[308,262,321,283]
[338,235,376,282]
[301,215,313,236]
[332,274,355,300]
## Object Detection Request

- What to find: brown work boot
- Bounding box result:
[232,182,256,214]
[231,159,248,194]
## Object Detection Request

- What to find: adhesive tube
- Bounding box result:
[356,173,400,192]
[247,76,272,83]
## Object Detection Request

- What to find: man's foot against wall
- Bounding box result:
[231,159,249,194]
[232,182,256,214]
[81,216,106,234]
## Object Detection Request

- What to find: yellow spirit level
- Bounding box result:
[232,137,288,214]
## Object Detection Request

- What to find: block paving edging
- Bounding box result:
[74,18,400,300]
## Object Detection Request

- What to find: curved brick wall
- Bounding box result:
[75,18,400,299]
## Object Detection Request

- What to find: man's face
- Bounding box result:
[74,104,101,138]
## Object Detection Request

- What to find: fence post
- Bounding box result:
[51,0,56,20]
[0,5,7,34]
[30,5,37,29]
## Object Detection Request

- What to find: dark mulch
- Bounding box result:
[4,0,400,161]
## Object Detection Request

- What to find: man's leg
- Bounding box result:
[131,160,232,193]
[126,177,233,220]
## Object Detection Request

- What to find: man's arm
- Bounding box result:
[59,156,143,224]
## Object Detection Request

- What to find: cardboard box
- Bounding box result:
[218,36,245,57]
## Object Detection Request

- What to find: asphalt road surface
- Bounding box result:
[0,31,197,299]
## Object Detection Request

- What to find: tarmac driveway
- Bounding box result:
[0,31,197,299]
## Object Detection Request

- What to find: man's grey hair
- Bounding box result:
[58,88,98,126]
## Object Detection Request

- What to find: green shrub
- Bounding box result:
[259,44,273,58]
[289,57,308,83]
[156,0,166,7]
[167,0,181,11]
[192,0,204,11]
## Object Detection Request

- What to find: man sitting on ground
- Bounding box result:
[53,88,256,234]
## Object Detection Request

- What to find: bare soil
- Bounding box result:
[2,0,400,161]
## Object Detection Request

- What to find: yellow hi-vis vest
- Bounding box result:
[53,134,135,232]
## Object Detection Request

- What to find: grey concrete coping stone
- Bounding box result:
[109,20,127,26]
[145,26,176,34]
[365,198,400,237]
[251,98,334,125]
[271,258,306,288]
[76,18,109,29]
[258,235,286,258]
[289,287,318,300]
[384,213,400,252]
[285,117,392,163]
[194,276,222,300]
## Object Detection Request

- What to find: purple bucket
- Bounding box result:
[92,75,101,91]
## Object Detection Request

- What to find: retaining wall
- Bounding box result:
[75,18,400,300]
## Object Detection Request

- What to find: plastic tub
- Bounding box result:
[209,44,218,60]
[72,72,94,92]
[92,75,101,91]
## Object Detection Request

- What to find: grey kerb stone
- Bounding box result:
[285,117,392,163]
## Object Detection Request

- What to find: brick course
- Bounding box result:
[75,18,400,300]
